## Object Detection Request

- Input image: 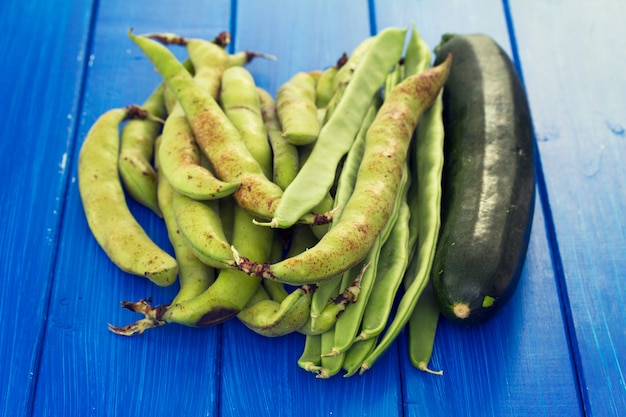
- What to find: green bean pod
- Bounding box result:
[172,193,234,269]
[237,284,315,337]
[315,53,346,109]
[276,71,320,145]
[268,28,407,229]
[298,334,323,375]
[318,327,344,379]
[330,166,409,355]
[159,104,240,200]
[154,136,214,304]
[128,30,299,223]
[356,195,411,342]
[235,56,451,285]
[220,66,273,178]
[113,202,274,333]
[257,87,299,190]
[78,105,177,287]
[403,26,432,78]
[407,277,443,375]
[342,336,377,377]
[361,90,447,373]
[118,84,166,217]
[308,100,379,318]
[298,272,362,335]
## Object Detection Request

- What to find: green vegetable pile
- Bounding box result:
[78,26,452,378]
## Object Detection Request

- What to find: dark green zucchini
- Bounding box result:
[431,33,535,326]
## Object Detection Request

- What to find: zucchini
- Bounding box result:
[431,34,535,326]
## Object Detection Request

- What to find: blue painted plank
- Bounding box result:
[219,2,405,416]
[0,1,95,415]
[32,1,231,416]
[510,1,626,416]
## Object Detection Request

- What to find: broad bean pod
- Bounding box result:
[237,284,315,337]
[361,89,447,373]
[159,103,240,200]
[173,194,234,269]
[342,336,376,377]
[128,30,317,223]
[220,66,273,178]
[118,84,166,217]
[78,105,177,287]
[257,87,299,190]
[111,202,275,333]
[318,327,344,379]
[266,27,407,229]
[234,56,451,285]
[154,137,214,304]
[276,71,320,146]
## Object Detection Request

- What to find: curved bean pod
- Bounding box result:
[342,336,376,377]
[161,203,273,326]
[220,66,273,178]
[110,202,274,334]
[268,27,407,229]
[172,193,234,269]
[237,284,316,337]
[257,87,299,190]
[407,279,443,375]
[78,105,177,287]
[118,84,166,217]
[276,71,320,146]
[361,89,447,374]
[235,56,452,285]
[297,334,323,375]
[154,136,214,304]
[128,30,310,223]
[159,104,240,200]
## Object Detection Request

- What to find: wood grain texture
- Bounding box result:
[0,1,95,415]
[510,1,626,416]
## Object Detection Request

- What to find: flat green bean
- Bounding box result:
[155,136,214,304]
[266,27,407,229]
[407,274,443,375]
[298,334,323,375]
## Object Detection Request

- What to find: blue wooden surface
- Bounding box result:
[1,0,624,416]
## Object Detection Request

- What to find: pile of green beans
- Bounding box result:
[78,26,450,378]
